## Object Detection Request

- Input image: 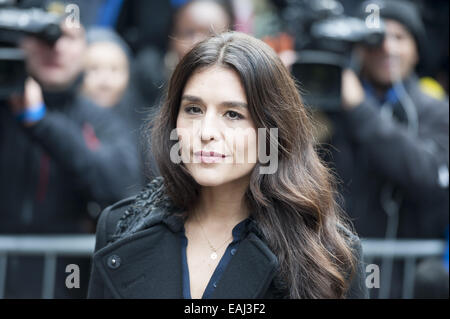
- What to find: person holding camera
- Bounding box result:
[323,0,449,298]
[0,15,141,297]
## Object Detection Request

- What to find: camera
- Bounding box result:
[0,0,63,102]
[284,0,385,111]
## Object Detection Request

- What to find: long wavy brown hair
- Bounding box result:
[149,31,357,298]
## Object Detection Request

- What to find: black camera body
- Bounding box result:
[285,0,385,111]
[0,1,62,102]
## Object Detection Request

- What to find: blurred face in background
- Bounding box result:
[82,42,130,108]
[171,1,230,59]
[22,24,86,91]
[176,66,257,187]
[360,19,419,87]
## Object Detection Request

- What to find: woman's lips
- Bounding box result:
[193,151,228,164]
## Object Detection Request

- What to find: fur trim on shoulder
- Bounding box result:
[109,177,184,243]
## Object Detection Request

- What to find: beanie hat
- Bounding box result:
[361,0,426,59]
[86,27,132,61]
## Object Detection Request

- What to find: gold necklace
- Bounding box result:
[194,212,233,260]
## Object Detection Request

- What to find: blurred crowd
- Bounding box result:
[0,0,448,299]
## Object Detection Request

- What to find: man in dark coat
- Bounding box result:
[321,0,449,298]
[0,20,141,298]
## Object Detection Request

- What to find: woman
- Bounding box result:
[87,31,368,299]
[82,27,131,109]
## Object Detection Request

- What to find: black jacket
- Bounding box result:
[323,74,449,239]
[0,79,141,298]
[0,81,141,234]
[87,177,368,299]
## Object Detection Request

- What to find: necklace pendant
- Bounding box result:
[210,252,218,260]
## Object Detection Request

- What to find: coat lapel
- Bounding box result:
[210,232,279,299]
[92,224,183,298]
[93,224,279,299]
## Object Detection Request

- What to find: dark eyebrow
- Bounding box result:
[181,95,247,109]
[220,101,248,109]
[181,95,203,104]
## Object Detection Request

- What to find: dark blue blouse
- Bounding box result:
[179,218,251,299]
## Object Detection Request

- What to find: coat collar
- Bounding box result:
[108,176,266,245]
[93,226,279,298]
[93,177,281,298]
[108,176,186,244]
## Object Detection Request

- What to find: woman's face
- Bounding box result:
[176,66,258,187]
[82,42,129,107]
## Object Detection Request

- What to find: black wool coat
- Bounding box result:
[87,177,369,299]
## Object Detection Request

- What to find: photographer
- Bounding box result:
[336,0,449,238]
[322,0,449,297]
[0,12,140,297]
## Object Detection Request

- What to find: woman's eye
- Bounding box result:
[185,106,202,114]
[225,110,244,120]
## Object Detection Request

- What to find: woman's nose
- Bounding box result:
[199,111,221,141]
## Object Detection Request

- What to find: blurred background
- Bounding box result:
[0,0,448,299]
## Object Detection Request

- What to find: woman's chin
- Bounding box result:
[187,167,229,187]
[186,163,255,188]
[191,174,226,187]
